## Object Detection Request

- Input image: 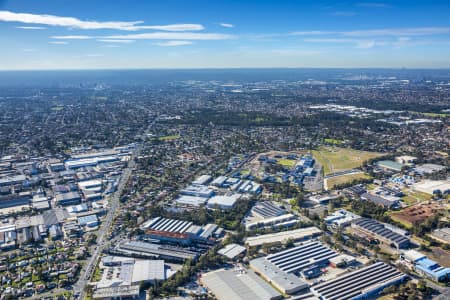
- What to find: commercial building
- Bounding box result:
[429,227,450,245]
[324,209,361,229]
[395,155,417,166]
[250,257,308,295]
[78,214,99,228]
[360,192,401,208]
[200,267,282,300]
[413,180,450,195]
[140,217,222,245]
[351,218,410,249]
[116,241,199,262]
[192,175,213,186]
[244,227,322,248]
[415,163,446,175]
[207,193,241,209]
[251,242,338,277]
[175,195,207,207]
[181,184,215,198]
[376,160,404,172]
[55,192,81,206]
[311,262,407,300]
[218,243,246,259]
[243,201,299,230]
[403,250,450,282]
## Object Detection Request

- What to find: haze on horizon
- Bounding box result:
[1,0,450,70]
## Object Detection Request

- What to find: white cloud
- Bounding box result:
[0,10,204,31]
[303,38,377,49]
[220,23,234,28]
[85,54,103,57]
[105,32,235,40]
[51,35,93,39]
[97,39,135,43]
[16,26,46,30]
[49,41,68,45]
[21,48,36,52]
[292,27,450,37]
[356,2,392,8]
[155,40,193,46]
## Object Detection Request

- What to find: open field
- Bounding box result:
[277,158,297,168]
[390,201,447,229]
[312,146,385,175]
[401,189,433,205]
[326,173,371,189]
[324,138,344,145]
[154,135,180,141]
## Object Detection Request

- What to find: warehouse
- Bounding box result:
[200,267,282,300]
[250,257,309,294]
[376,160,404,172]
[192,175,212,186]
[116,241,199,262]
[55,192,81,206]
[181,184,215,198]
[78,214,99,228]
[403,251,450,282]
[413,180,450,195]
[207,194,241,209]
[360,192,401,209]
[175,195,207,207]
[351,218,410,249]
[325,209,361,229]
[243,201,300,230]
[218,243,246,259]
[244,227,322,248]
[252,241,338,276]
[140,217,222,245]
[311,262,407,300]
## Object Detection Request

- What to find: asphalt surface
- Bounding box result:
[72,150,137,299]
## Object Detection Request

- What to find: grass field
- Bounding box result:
[326,173,371,189]
[277,158,297,168]
[401,189,433,205]
[312,146,385,175]
[389,213,413,229]
[324,138,344,145]
[154,135,180,141]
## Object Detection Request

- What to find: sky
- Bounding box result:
[1,0,450,70]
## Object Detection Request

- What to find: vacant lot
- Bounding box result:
[326,172,371,189]
[312,146,384,175]
[277,158,297,168]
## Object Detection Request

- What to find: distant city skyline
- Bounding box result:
[1,0,450,70]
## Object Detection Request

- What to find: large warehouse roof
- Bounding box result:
[244,227,321,247]
[311,262,407,300]
[201,268,282,300]
[264,241,338,274]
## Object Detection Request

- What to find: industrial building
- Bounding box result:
[250,257,308,295]
[55,191,82,206]
[200,267,282,300]
[376,160,404,172]
[218,243,246,259]
[140,217,222,245]
[413,180,450,195]
[324,209,361,229]
[175,195,207,207]
[115,240,199,262]
[360,192,401,208]
[251,242,338,278]
[414,163,446,175]
[244,227,322,248]
[351,218,410,249]
[402,250,450,282]
[207,193,241,209]
[181,184,215,198]
[243,201,299,230]
[311,262,407,300]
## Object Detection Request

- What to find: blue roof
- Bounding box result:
[416,257,450,280]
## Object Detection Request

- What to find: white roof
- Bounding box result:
[132,260,166,283]
[218,244,246,259]
[245,227,322,247]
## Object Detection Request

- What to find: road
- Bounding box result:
[72,148,138,299]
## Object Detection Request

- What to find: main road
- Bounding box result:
[73,147,139,299]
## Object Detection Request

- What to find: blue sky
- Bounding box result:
[1,0,450,70]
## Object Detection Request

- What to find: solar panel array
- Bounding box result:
[353,218,409,248]
[266,241,338,274]
[312,262,406,300]
[146,217,193,234]
[252,201,286,218]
